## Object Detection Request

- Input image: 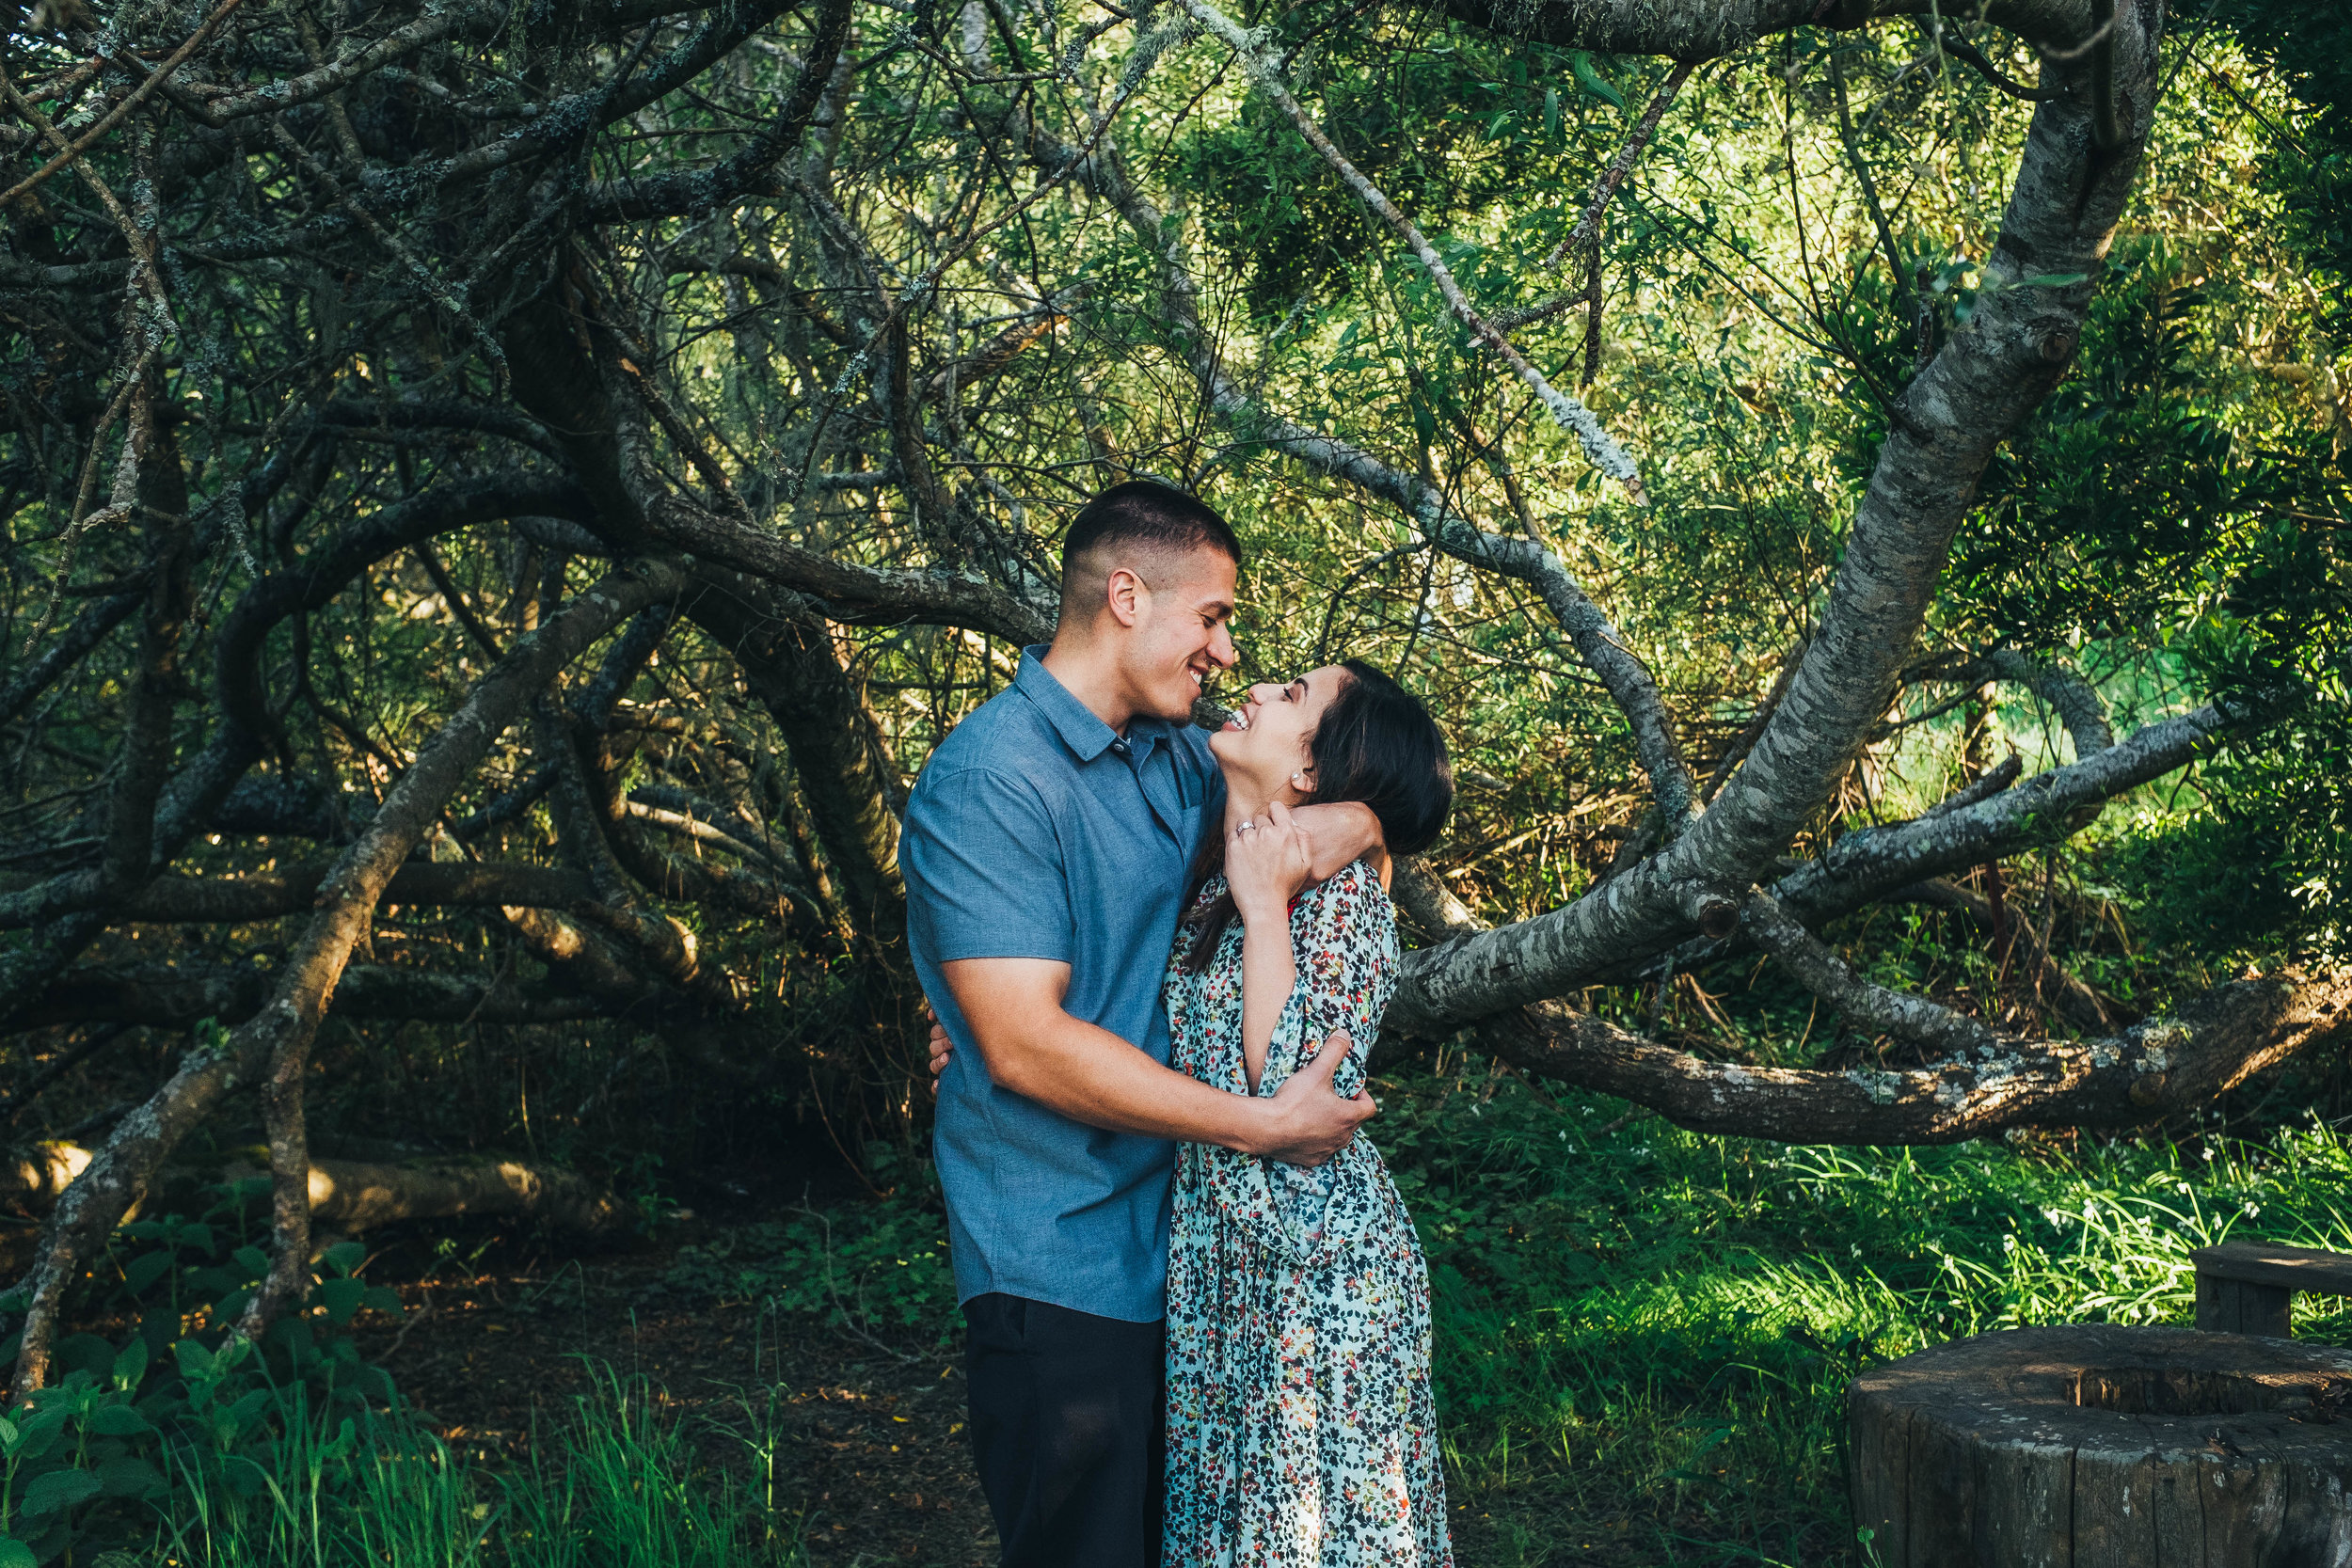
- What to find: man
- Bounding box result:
[901,480,1381,1566]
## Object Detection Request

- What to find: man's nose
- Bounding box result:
[1208,624,1238,669]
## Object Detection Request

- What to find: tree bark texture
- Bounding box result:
[0,1145,624,1234]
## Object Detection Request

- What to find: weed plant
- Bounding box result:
[143,1365,802,1568]
[0,1168,803,1568]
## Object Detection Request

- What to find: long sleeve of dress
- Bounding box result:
[1194,861,1398,1265]
[1252,861,1396,1104]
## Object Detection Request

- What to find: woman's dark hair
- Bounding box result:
[1180,660,1453,973]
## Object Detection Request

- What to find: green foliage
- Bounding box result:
[0,1176,408,1562]
[143,1361,806,1568]
[1170,24,1613,313]
[499,1366,802,1567]
[1382,1065,2352,1560]
[0,1173,802,1566]
[663,1193,958,1347]
[2112,652,2352,962]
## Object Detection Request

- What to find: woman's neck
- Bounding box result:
[1221,777,1290,831]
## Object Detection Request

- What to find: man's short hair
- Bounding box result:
[1058,480,1243,626]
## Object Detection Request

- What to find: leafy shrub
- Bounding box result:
[0,1178,409,1564]
[663,1198,957,1346]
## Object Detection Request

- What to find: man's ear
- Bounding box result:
[1104,565,1148,629]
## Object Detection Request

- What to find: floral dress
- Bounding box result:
[1161,860,1453,1568]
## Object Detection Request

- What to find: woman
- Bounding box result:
[1163,659,1454,1567]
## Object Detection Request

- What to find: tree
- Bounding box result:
[1,0,2344,1391]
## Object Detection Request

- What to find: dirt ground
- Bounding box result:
[345,1231,996,1566]
[337,1221,1534,1565]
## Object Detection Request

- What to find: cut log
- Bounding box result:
[0,1144,626,1233]
[1849,1324,2352,1567]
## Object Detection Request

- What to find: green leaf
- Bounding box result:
[231,1245,269,1276]
[110,1338,148,1391]
[95,1455,166,1498]
[173,1340,215,1382]
[2018,271,2089,289]
[87,1405,151,1438]
[0,1537,32,1568]
[219,1454,270,1497]
[316,1276,367,1324]
[321,1241,367,1278]
[18,1467,102,1516]
[120,1252,175,1296]
[175,1223,215,1257]
[1569,51,1626,110]
[361,1286,404,1317]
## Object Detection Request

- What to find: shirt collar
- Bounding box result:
[1013,645,1172,764]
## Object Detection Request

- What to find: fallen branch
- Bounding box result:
[0,1147,624,1232]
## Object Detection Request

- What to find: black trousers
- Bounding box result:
[962,1292,1166,1568]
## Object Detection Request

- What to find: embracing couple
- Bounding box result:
[905,480,1455,1567]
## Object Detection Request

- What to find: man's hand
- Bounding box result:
[1252,1029,1375,1165]
[925,1005,952,1099]
[1289,799,1384,883]
[937,957,1373,1158]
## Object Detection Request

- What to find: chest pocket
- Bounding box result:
[1170,749,1201,811]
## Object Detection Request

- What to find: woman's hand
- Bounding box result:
[1226,800,1314,923]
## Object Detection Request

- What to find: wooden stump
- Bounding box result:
[1849,1324,2352,1567]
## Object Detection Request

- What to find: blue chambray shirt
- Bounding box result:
[904,647,1222,1323]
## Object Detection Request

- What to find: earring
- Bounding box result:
[1291,771,1308,790]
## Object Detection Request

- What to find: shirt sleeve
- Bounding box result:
[901,766,1073,964]
[1254,861,1397,1101]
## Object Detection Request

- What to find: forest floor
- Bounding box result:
[107,1053,2352,1567]
[338,1223,1569,1566]
[345,1234,997,1566]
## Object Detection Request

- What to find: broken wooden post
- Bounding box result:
[2190,1240,2352,1339]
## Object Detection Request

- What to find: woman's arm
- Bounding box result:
[1226,802,1313,1092]
[1235,891,1299,1093]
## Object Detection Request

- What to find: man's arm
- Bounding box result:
[940,956,1374,1165]
[1290,800,1384,883]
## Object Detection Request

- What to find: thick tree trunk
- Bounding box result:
[1455,970,2350,1145]
[1384,0,2169,1037]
